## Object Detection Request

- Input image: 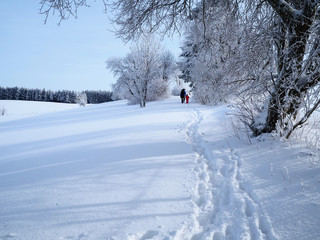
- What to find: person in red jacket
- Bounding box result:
[186,93,190,104]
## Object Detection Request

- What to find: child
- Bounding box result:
[186,94,190,104]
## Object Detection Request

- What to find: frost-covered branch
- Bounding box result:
[107,36,172,107]
[39,0,90,23]
[286,97,320,138]
[108,0,192,41]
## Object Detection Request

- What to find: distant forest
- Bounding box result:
[0,86,113,104]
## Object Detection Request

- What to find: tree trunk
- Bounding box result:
[262,2,316,134]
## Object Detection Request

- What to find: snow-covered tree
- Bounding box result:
[230,1,320,138]
[76,92,88,106]
[160,50,177,83]
[258,1,320,138]
[179,1,243,105]
[39,0,320,138]
[107,36,171,107]
[178,0,320,138]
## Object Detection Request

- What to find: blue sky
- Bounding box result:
[0,1,181,92]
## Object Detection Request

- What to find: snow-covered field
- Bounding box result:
[0,98,319,240]
[0,100,80,122]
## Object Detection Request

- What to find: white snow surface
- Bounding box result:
[0,97,319,240]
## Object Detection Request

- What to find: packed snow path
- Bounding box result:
[179,108,276,240]
[0,98,319,240]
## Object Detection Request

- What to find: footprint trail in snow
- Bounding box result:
[178,108,277,240]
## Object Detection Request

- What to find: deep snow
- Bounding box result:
[0,98,319,240]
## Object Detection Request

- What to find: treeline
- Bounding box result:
[0,86,113,104]
[84,90,113,104]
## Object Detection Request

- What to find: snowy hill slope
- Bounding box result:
[0,98,319,240]
[0,100,80,123]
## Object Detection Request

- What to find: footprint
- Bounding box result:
[199,171,209,182]
[77,233,88,240]
[249,220,260,240]
[245,198,255,217]
[219,165,228,177]
[223,185,232,205]
[236,170,242,181]
[259,216,269,235]
[63,233,88,240]
[190,232,204,240]
[198,211,215,226]
[212,231,224,240]
[225,226,234,238]
[197,182,207,195]
[140,230,159,240]
[228,165,235,174]
[0,233,17,240]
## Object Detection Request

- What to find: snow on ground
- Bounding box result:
[0,100,80,122]
[0,97,319,240]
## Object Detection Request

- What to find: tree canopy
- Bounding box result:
[40,0,320,138]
